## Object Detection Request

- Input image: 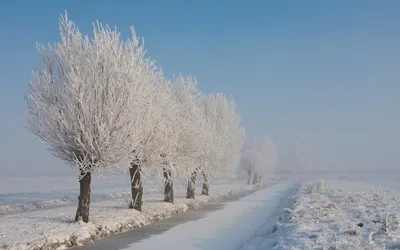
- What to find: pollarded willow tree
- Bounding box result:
[25,13,155,222]
[204,93,244,194]
[127,74,181,210]
[159,75,206,203]
[241,137,278,184]
[185,93,244,199]
[241,140,257,184]
[217,94,245,182]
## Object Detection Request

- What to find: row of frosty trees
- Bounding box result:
[25,13,277,223]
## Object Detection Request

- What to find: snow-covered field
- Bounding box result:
[0,173,281,250]
[243,175,400,250]
[0,174,132,216]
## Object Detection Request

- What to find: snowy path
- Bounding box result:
[77,182,296,250]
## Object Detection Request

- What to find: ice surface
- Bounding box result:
[118,182,296,250]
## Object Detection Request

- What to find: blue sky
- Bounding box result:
[0,0,399,175]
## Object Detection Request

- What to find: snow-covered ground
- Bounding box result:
[3,173,400,250]
[0,174,281,250]
[243,177,400,250]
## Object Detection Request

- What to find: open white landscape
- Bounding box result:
[1,1,399,250]
[2,173,400,249]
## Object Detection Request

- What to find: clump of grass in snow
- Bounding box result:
[307,180,328,194]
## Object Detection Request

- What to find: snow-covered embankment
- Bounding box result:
[244,179,400,250]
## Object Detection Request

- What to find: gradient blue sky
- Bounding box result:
[0,0,399,175]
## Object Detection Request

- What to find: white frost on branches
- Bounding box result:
[200,93,245,180]
[138,75,203,184]
[163,76,206,180]
[241,136,278,177]
[25,13,157,175]
[132,74,179,167]
[26,12,246,188]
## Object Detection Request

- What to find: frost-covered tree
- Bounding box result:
[204,93,244,193]
[241,137,277,184]
[184,93,214,199]
[241,140,258,184]
[159,76,205,202]
[25,13,153,222]
[185,93,244,198]
[126,70,182,210]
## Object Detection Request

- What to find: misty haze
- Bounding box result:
[0,1,399,250]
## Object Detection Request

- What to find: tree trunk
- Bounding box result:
[201,172,209,196]
[75,171,92,223]
[163,168,174,203]
[247,170,253,185]
[186,171,197,199]
[258,175,262,183]
[129,162,143,211]
[253,172,259,184]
